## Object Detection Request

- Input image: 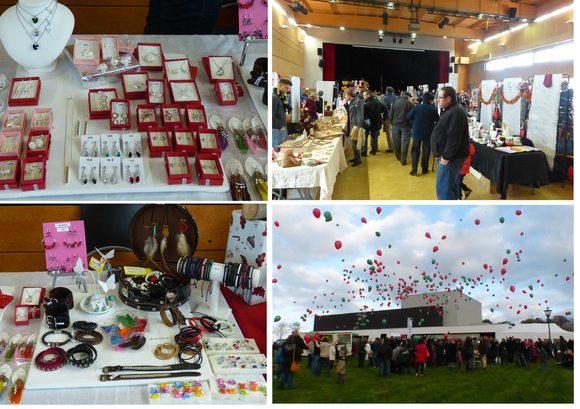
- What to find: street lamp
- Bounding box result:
[543,308,552,355]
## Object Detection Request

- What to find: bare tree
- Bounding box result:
[274,321,290,341]
[291,322,301,332]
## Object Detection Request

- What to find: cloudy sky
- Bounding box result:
[272,205,574,332]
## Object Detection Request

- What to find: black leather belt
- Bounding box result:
[100,371,201,382]
[101,363,200,373]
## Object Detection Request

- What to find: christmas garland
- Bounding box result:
[478,86,495,105]
[478,84,533,105]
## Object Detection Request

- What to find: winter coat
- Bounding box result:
[414,343,430,364]
[336,359,346,374]
[460,142,475,175]
[364,96,384,132]
[407,103,439,142]
[389,97,413,128]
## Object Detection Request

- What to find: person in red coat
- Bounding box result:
[414,338,430,376]
[458,141,475,199]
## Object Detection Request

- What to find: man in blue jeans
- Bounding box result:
[389,92,414,165]
[430,86,470,200]
[272,78,293,149]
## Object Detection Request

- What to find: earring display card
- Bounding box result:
[81,134,102,158]
[170,80,201,107]
[101,35,119,60]
[88,88,118,119]
[137,43,164,71]
[164,58,193,81]
[161,104,183,128]
[165,152,192,185]
[42,220,88,276]
[78,157,100,186]
[148,127,172,158]
[109,99,131,130]
[197,129,221,157]
[121,133,144,159]
[2,110,26,134]
[25,131,51,159]
[122,72,149,100]
[202,56,235,83]
[30,108,53,132]
[238,0,268,42]
[0,132,23,160]
[8,77,41,107]
[185,105,207,130]
[100,134,122,158]
[122,158,145,184]
[73,37,101,66]
[136,105,157,132]
[0,158,20,189]
[147,79,166,106]
[100,157,122,185]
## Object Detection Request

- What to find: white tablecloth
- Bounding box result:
[0,35,267,201]
[271,137,348,200]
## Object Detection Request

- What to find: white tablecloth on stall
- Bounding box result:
[0,35,267,201]
[0,272,264,404]
[271,137,348,200]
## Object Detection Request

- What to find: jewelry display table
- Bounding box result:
[0,35,267,201]
[0,272,265,404]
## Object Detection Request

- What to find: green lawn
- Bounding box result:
[273,358,574,403]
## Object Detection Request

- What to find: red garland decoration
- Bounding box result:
[497,87,522,104]
[479,86,496,105]
[238,0,255,8]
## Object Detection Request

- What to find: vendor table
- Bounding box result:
[271,137,348,200]
[0,35,267,201]
[470,142,550,200]
[0,272,265,404]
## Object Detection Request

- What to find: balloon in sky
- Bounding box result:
[376,232,381,237]
[277,265,282,270]
[388,244,392,249]
[334,240,342,250]
[475,219,480,225]
[433,246,439,253]
[510,286,516,293]
[441,235,447,240]
[516,210,522,216]
[274,315,281,322]
[274,221,279,227]
[324,211,333,222]
[272,278,278,283]
[431,259,436,264]
[499,217,505,223]
[304,333,312,343]
[425,232,431,239]
[506,249,511,254]
[313,208,321,219]
[503,258,508,265]
[361,217,367,224]
[376,207,382,214]
[377,250,383,256]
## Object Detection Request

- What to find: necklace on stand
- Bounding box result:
[15,0,58,50]
[17,0,56,23]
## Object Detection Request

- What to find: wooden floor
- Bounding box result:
[332,130,574,201]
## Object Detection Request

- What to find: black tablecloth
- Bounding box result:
[471,143,550,199]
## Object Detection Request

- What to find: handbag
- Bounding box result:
[290,346,301,373]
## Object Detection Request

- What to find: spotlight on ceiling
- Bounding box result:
[291,1,308,15]
[393,37,396,43]
[398,38,403,44]
[438,17,449,29]
[499,24,511,33]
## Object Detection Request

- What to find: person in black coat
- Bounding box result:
[362,90,384,156]
[279,336,301,390]
[377,337,393,377]
[407,92,439,176]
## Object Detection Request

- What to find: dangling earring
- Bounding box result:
[176,218,191,257]
[160,206,170,272]
[41,227,57,249]
[143,206,158,263]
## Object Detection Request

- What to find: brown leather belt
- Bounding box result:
[101,363,200,373]
[100,371,201,382]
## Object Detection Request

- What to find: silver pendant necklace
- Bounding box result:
[17,0,56,24]
[210,58,232,76]
[16,1,58,50]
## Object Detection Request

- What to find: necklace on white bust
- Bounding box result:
[16,0,58,50]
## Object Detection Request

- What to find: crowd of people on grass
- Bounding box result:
[274,330,573,389]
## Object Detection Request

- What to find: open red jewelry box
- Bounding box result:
[164,58,197,82]
[147,127,172,158]
[160,104,183,129]
[19,286,45,318]
[164,152,192,185]
[147,78,167,106]
[196,128,221,158]
[136,104,158,132]
[8,77,41,107]
[122,71,149,100]
[101,35,119,61]
[168,80,202,108]
[135,42,165,71]
[172,128,196,156]
[25,130,52,160]
[0,158,20,190]
[214,80,238,106]
[109,98,132,131]
[88,88,118,120]
[185,104,207,130]
[14,305,30,325]
[202,55,236,84]
[196,154,224,186]
[0,289,14,309]
[20,157,47,191]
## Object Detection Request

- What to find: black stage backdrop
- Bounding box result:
[334,44,444,94]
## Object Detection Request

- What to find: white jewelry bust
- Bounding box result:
[0,0,74,72]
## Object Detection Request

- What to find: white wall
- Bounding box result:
[302,27,458,91]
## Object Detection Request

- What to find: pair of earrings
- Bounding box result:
[126,164,141,184]
[82,141,99,157]
[80,166,98,185]
[103,141,121,157]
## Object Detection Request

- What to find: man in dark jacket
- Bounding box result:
[272,78,292,148]
[389,91,414,165]
[407,92,439,176]
[430,86,470,200]
[377,337,393,377]
[382,86,397,153]
[363,90,384,156]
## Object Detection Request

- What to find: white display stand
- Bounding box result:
[315,81,335,114]
[233,53,267,128]
[0,286,15,324]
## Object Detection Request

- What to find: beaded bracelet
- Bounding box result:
[35,347,67,372]
[74,330,104,345]
[41,330,72,347]
[65,343,98,368]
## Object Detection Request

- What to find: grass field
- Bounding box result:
[273,358,574,403]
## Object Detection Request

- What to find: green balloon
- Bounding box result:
[382,319,387,326]
[506,249,511,254]
[388,244,392,249]
[376,232,381,237]
[490,308,494,313]
[432,259,436,265]
[367,259,373,265]
[499,217,505,223]
[324,211,333,222]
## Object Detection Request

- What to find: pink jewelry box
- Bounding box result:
[30,108,53,132]
[118,38,135,54]
[122,71,149,100]
[172,127,196,156]
[0,131,23,160]
[147,127,172,158]
[101,35,119,60]
[20,156,46,191]
[8,77,41,107]
[136,104,158,132]
[0,158,20,190]
[73,36,101,66]
[164,152,192,185]
[160,104,182,129]
[2,110,26,135]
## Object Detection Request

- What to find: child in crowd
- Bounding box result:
[458,140,475,199]
[336,356,346,384]
[275,345,285,379]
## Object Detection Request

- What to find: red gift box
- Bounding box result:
[160,104,182,129]
[168,80,202,107]
[147,127,172,158]
[122,71,149,100]
[147,78,166,106]
[165,152,192,185]
[197,128,221,158]
[214,80,238,106]
[136,104,158,132]
[14,305,30,325]
[2,110,26,134]
[184,104,207,130]
[19,286,45,318]
[88,88,118,120]
[164,58,195,82]
[8,77,41,107]
[20,157,46,191]
[202,55,235,84]
[0,158,20,190]
[196,154,224,186]
[73,36,101,65]
[136,43,165,71]
[109,99,131,131]
[0,131,23,160]
[25,131,51,160]
[30,108,53,132]
[235,82,244,97]
[172,127,196,156]
[101,35,119,60]
[0,289,14,309]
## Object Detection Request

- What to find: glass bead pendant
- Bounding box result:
[33,44,39,50]
[32,16,38,24]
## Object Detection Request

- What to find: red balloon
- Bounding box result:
[377,250,383,256]
[566,276,571,281]
[272,278,278,283]
[503,258,508,265]
[475,219,480,225]
[462,262,465,265]
[520,232,524,236]
[361,217,367,224]
[334,241,342,250]
[397,261,400,264]
[304,333,312,343]
[425,232,431,239]
[376,207,382,214]
[433,246,439,253]
[441,235,447,240]
[501,268,507,275]
[277,265,282,270]
[483,264,488,270]
[516,210,522,216]
[313,208,321,219]
[274,221,280,227]
[510,286,515,292]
